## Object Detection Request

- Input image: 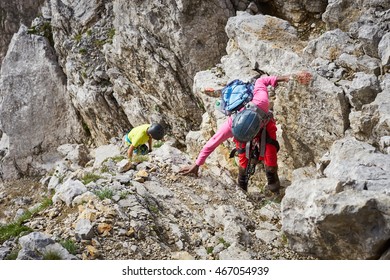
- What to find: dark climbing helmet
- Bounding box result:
[148,123,165,140]
[232,109,262,143]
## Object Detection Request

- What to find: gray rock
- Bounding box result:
[144,181,174,199]
[75,219,95,241]
[0,0,44,66]
[219,244,252,260]
[57,144,91,168]
[282,137,390,259]
[345,73,381,110]
[0,25,85,179]
[358,23,382,57]
[118,195,139,208]
[52,179,87,206]
[0,246,11,260]
[93,144,121,168]
[17,232,77,260]
[380,247,390,260]
[117,159,132,173]
[17,232,76,260]
[195,247,209,259]
[303,29,356,62]
[379,136,390,155]
[337,53,381,75]
[323,138,390,191]
[349,86,390,147]
[255,229,279,244]
[378,33,390,66]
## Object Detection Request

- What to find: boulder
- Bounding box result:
[17,232,77,260]
[282,137,390,259]
[0,25,85,179]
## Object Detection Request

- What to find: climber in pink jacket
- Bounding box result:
[179,71,312,193]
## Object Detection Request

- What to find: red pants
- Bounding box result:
[233,119,278,169]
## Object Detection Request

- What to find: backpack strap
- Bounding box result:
[266,133,280,152]
[230,134,280,159]
[244,102,272,157]
[229,147,246,158]
[259,129,280,157]
[259,128,267,157]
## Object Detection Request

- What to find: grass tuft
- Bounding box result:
[81,173,102,185]
[0,223,32,243]
[0,196,53,243]
[43,251,63,260]
[94,188,114,200]
[60,239,78,255]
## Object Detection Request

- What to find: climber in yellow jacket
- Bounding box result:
[123,123,165,159]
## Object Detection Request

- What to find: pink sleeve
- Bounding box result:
[195,117,233,166]
[252,76,278,113]
[255,76,278,89]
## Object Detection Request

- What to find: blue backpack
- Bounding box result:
[219,79,254,116]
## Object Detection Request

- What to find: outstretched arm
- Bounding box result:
[179,117,234,177]
[278,71,312,85]
[127,145,135,159]
[148,137,153,152]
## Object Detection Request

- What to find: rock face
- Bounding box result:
[0,0,46,68]
[0,26,85,179]
[281,137,390,259]
[49,0,131,145]
[50,0,234,144]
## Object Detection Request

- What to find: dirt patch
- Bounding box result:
[0,178,50,224]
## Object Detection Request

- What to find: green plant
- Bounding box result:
[0,196,53,242]
[40,197,53,209]
[218,237,230,248]
[43,251,63,260]
[149,205,159,214]
[79,48,87,55]
[119,191,130,199]
[153,140,164,148]
[100,165,110,173]
[110,155,126,163]
[81,121,91,136]
[0,223,32,243]
[58,174,66,184]
[94,39,106,47]
[74,33,82,42]
[17,198,52,223]
[82,173,102,185]
[60,239,78,255]
[27,21,54,47]
[108,28,115,40]
[281,233,288,245]
[94,188,114,200]
[132,155,148,163]
[5,249,19,260]
[206,247,214,254]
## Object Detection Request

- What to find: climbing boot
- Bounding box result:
[265,165,280,193]
[237,167,248,192]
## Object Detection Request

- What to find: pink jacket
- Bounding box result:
[195,76,278,166]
